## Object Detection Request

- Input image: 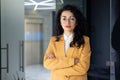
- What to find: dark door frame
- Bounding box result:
[86,0,110,79]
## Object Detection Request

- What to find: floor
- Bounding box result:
[25,64,50,80]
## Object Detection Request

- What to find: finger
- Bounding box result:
[48,54,55,59]
[50,54,55,58]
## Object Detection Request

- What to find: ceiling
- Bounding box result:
[24,0,63,11]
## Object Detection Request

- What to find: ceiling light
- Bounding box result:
[24,0,56,10]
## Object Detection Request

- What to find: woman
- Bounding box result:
[44,4,91,80]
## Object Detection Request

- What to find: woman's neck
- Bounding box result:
[64,31,73,37]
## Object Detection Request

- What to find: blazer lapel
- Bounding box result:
[55,36,65,57]
[55,35,75,57]
[66,45,74,57]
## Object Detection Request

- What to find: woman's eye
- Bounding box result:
[70,17,75,21]
[63,18,66,20]
[61,18,66,21]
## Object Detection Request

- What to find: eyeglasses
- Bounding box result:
[61,16,76,23]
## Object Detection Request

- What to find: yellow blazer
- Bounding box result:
[44,35,91,80]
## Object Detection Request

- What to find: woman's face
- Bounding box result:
[60,10,77,32]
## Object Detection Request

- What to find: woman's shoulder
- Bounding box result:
[50,35,63,42]
[50,36,56,42]
[83,35,90,42]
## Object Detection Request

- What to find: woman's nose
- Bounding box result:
[66,19,71,24]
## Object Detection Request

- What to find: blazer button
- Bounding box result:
[65,75,70,78]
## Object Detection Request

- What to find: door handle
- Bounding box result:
[19,40,24,72]
[1,44,9,73]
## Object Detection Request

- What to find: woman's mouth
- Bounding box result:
[65,26,71,28]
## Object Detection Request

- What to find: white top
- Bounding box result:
[63,33,74,53]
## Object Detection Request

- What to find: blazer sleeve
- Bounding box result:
[43,37,74,70]
[54,36,91,76]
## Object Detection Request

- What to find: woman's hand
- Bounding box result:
[74,58,79,65]
[47,53,55,59]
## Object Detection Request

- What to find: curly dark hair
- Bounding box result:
[54,4,89,48]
